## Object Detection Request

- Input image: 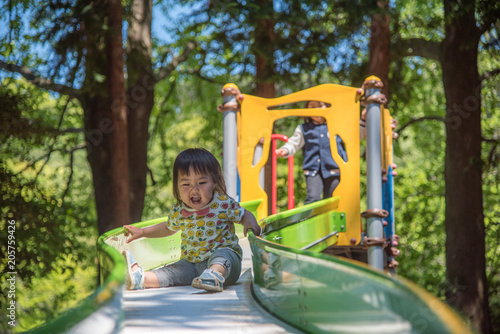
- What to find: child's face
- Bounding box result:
[178,167,216,210]
[307,101,324,108]
[311,116,326,124]
[307,101,326,124]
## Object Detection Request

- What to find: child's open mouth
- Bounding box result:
[191,196,201,205]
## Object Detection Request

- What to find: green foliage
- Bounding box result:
[159,0,374,91]
[481,54,500,332]
[393,128,448,295]
[13,254,97,332]
[377,54,450,297]
[0,80,97,332]
[395,0,444,40]
[388,1,446,297]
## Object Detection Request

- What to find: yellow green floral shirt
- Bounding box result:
[167,192,245,263]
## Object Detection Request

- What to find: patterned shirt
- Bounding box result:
[167,192,245,263]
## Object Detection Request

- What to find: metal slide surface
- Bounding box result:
[119,237,302,334]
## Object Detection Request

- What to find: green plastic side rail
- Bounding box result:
[248,198,474,334]
[27,233,125,333]
[27,200,262,333]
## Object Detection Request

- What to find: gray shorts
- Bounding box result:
[151,247,242,288]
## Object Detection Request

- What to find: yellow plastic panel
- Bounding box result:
[237,84,361,245]
[381,107,394,170]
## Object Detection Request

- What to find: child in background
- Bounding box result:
[276,101,365,204]
[123,148,261,292]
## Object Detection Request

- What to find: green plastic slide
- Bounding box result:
[249,198,473,334]
[28,199,473,334]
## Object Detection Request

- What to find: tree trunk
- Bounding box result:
[254,0,275,99]
[106,0,130,229]
[84,95,127,235]
[442,0,491,332]
[82,0,130,235]
[126,0,155,223]
[369,1,390,101]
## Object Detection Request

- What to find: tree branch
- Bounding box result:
[176,47,222,84]
[0,60,81,100]
[51,128,85,134]
[178,67,220,84]
[147,166,156,186]
[478,9,500,36]
[396,116,445,135]
[480,68,500,81]
[482,136,499,144]
[483,136,499,169]
[16,144,85,176]
[155,41,197,82]
[61,145,87,200]
[487,148,498,169]
[391,38,442,62]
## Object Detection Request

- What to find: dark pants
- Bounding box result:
[304,174,340,204]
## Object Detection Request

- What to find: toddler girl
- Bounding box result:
[123,148,261,292]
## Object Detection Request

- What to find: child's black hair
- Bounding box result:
[172,148,227,204]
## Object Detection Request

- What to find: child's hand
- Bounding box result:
[241,211,261,237]
[244,221,262,237]
[275,148,288,157]
[124,225,144,244]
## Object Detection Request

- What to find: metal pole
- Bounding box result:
[217,84,240,201]
[271,137,277,214]
[252,142,265,190]
[364,76,386,270]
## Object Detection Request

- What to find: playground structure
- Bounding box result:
[30,78,473,333]
[221,78,394,269]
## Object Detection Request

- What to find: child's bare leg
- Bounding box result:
[209,263,225,276]
[143,271,160,288]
